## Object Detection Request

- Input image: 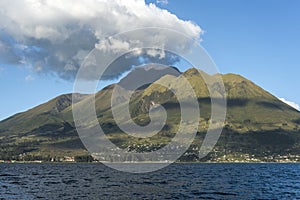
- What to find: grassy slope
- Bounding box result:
[1,68,300,160]
[0,94,88,159]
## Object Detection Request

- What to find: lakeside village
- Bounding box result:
[1,146,300,163]
[0,154,94,164]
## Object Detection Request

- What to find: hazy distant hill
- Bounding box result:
[1,67,300,162]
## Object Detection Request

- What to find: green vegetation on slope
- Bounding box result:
[1,68,300,162]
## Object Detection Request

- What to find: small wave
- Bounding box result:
[0,173,13,177]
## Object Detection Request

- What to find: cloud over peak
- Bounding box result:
[0,0,202,80]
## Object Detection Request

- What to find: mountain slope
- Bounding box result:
[0,94,88,160]
[1,68,300,162]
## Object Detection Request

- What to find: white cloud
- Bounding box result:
[25,75,35,81]
[156,0,169,5]
[279,98,300,111]
[0,0,202,80]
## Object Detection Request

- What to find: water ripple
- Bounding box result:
[0,163,299,199]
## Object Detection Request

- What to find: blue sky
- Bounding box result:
[161,0,300,107]
[1,0,300,120]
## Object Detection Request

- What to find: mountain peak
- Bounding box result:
[183,67,200,76]
[118,65,181,90]
[222,73,250,83]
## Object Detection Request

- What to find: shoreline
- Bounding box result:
[1,161,300,164]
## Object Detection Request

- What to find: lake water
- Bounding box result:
[0,163,299,199]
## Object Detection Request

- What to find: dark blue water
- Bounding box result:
[0,163,299,199]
